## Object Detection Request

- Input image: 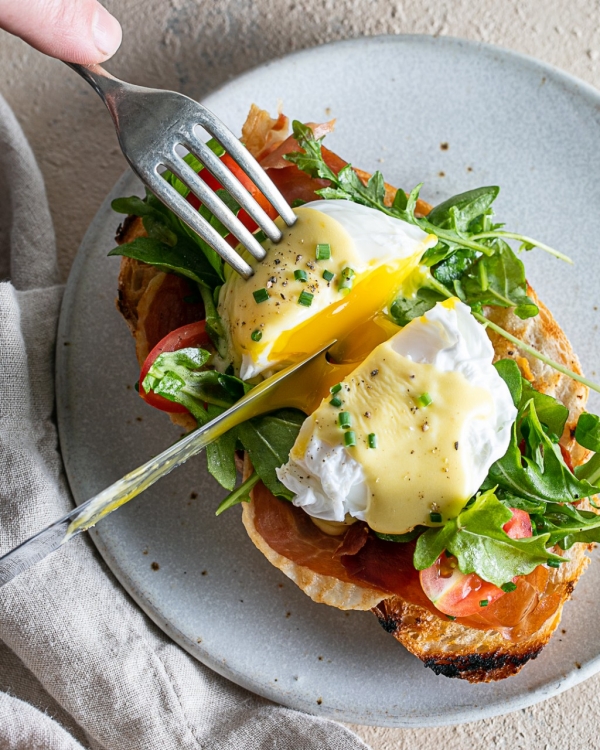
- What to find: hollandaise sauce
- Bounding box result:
[293,340,495,534]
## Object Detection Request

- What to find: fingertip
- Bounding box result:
[91,4,122,61]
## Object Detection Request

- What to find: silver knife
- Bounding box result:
[0,342,333,587]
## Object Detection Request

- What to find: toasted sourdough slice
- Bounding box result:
[115,105,594,682]
[239,287,592,682]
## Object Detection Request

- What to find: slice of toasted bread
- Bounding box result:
[238,290,592,682]
[113,107,595,681]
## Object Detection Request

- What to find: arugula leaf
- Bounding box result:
[215,473,260,516]
[483,400,598,503]
[389,288,446,326]
[426,186,499,232]
[574,412,600,484]
[414,489,563,586]
[520,380,568,440]
[141,348,253,488]
[109,231,222,291]
[431,249,479,284]
[142,347,210,393]
[575,412,600,452]
[494,359,523,407]
[205,404,238,491]
[494,358,568,439]
[532,501,600,550]
[461,242,539,319]
[237,409,305,500]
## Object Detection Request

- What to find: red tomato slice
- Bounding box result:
[502,507,532,539]
[186,153,279,243]
[419,507,533,618]
[139,321,211,413]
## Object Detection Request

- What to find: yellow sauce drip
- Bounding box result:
[303,340,495,534]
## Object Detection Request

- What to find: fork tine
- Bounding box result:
[192,111,297,227]
[146,168,254,279]
[165,154,268,263]
[182,131,283,244]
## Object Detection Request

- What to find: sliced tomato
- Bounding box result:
[139,321,211,413]
[502,507,532,539]
[186,153,279,243]
[419,507,533,618]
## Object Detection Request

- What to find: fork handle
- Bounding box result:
[65,62,126,120]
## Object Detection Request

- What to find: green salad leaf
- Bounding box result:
[414,489,563,587]
[532,501,600,550]
[237,409,305,500]
[141,348,305,503]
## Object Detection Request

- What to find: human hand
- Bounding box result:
[0,0,122,64]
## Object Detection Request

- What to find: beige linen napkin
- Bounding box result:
[0,93,369,750]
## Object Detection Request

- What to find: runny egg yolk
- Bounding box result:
[217,203,437,382]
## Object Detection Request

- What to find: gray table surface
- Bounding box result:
[2,1,599,747]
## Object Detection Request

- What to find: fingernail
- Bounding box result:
[92,4,122,57]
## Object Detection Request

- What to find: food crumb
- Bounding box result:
[440,142,449,150]
[151,561,160,571]
[201,570,207,576]
[316,698,323,705]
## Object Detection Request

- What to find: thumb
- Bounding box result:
[0,0,122,64]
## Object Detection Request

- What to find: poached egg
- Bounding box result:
[217,200,437,380]
[276,299,517,535]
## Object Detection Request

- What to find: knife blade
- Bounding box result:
[0,342,334,587]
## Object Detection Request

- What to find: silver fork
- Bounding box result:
[67,63,297,278]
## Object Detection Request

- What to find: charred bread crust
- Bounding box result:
[370,542,589,682]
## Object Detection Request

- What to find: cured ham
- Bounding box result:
[251,480,562,640]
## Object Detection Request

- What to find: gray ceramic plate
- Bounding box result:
[56,35,600,727]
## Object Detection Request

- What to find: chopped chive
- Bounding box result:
[298,291,314,307]
[339,266,355,294]
[429,512,442,523]
[547,559,562,568]
[417,392,433,408]
[330,383,342,394]
[329,396,342,408]
[291,198,306,208]
[316,243,331,260]
[134,381,140,393]
[253,229,267,243]
[447,615,456,621]
[368,433,378,449]
[479,599,489,607]
[344,430,356,447]
[322,270,335,282]
[253,288,269,304]
[339,412,352,429]
[501,582,517,593]
[294,269,308,282]
[251,329,263,342]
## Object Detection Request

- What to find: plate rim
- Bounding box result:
[56,33,600,728]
